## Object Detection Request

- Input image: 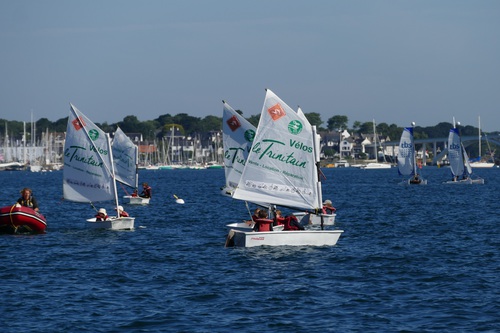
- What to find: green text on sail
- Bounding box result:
[65,145,104,168]
[252,139,307,168]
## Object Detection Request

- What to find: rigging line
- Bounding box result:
[317,163,327,181]
[89,202,98,212]
[118,181,131,196]
[244,201,253,221]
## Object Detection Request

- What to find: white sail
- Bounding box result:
[232,89,321,211]
[112,127,138,189]
[447,128,465,177]
[462,144,473,175]
[63,104,116,203]
[222,101,256,193]
[397,127,415,176]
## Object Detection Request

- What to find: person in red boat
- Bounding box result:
[253,209,274,232]
[95,208,108,221]
[140,182,152,198]
[282,215,304,231]
[115,205,129,218]
[244,208,261,226]
[17,187,39,212]
[322,199,336,214]
[274,209,285,226]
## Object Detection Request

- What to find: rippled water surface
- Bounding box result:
[1,167,499,332]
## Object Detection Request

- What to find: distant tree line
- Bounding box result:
[0,112,497,147]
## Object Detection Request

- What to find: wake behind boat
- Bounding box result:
[0,205,47,234]
[63,104,135,230]
[225,89,343,247]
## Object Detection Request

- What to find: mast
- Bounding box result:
[106,133,120,213]
[478,116,481,157]
[23,121,26,164]
[412,122,417,176]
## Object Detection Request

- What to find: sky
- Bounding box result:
[1,1,499,132]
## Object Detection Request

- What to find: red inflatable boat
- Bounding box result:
[0,205,47,234]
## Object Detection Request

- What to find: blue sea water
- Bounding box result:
[0,167,498,333]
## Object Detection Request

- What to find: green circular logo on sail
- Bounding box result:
[244,129,255,142]
[288,120,303,135]
[88,129,99,141]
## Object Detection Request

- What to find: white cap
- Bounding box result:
[98,208,107,215]
[114,205,124,211]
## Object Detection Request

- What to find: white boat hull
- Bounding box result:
[123,196,150,205]
[225,222,254,232]
[225,222,284,232]
[470,162,495,168]
[86,217,135,230]
[225,229,343,248]
[443,178,484,185]
[292,212,336,226]
[363,163,392,169]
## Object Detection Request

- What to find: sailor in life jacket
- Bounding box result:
[282,214,305,231]
[244,208,261,226]
[17,187,39,212]
[114,205,129,218]
[322,199,336,215]
[140,182,152,198]
[95,208,109,221]
[274,209,285,226]
[253,209,274,232]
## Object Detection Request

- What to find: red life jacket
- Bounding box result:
[322,206,336,214]
[95,214,108,221]
[282,216,304,231]
[275,216,285,225]
[254,218,273,232]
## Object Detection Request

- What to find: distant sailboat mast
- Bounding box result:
[478,116,481,158]
[411,122,418,176]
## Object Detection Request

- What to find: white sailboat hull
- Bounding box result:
[292,212,336,226]
[469,162,495,168]
[443,178,485,185]
[225,222,254,232]
[86,217,135,230]
[226,229,343,248]
[123,196,150,205]
[225,222,284,232]
[363,163,392,169]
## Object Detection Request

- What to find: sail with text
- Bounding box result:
[112,127,139,190]
[232,89,322,211]
[222,101,257,195]
[447,128,465,178]
[63,104,116,203]
[397,127,415,176]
